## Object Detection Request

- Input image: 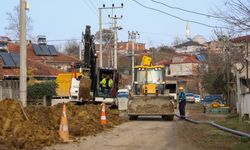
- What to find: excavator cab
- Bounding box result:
[94,68,119,103]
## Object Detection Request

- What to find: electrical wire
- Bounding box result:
[93,0,99,6]
[82,0,98,17]
[131,0,230,30]
[88,0,98,11]
[151,0,223,19]
[47,39,81,42]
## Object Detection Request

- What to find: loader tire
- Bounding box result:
[162,115,174,121]
[129,115,138,120]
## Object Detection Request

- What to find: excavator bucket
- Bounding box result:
[78,75,92,101]
[127,95,175,120]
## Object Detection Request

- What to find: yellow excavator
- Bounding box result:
[127,56,175,120]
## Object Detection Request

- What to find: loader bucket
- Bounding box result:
[127,95,175,116]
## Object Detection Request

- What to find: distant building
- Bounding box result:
[174,35,206,55]
[156,53,205,94]
[7,36,79,72]
[0,35,80,100]
[95,41,146,54]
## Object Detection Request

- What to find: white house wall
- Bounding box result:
[242,93,250,116]
[170,63,193,76]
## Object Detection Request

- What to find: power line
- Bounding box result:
[151,0,223,19]
[88,0,98,10]
[82,0,98,16]
[131,0,230,30]
[93,0,99,6]
[47,38,81,42]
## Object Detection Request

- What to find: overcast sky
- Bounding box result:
[0,0,227,48]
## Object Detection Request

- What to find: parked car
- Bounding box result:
[185,93,195,103]
[194,94,201,103]
[201,95,225,107]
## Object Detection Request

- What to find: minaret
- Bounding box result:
[185,21,190,40]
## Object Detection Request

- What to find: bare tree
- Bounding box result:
[95,29,114,44]
[63,40,80,58]
[216,0,250,32]
[172,36,184,46]
[5,5,33,40]
[202,31,245,104]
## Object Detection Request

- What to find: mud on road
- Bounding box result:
[0,99,125,150]
[44,103,250,150]
[44,117,198,150]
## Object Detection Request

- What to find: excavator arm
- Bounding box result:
[82,25,97,92]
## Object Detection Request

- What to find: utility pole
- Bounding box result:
[99,8,103,67]
[19,0,28,107]
[99,3,123,68]
[109,15,123,69]
[128,31,140,85]
[79,42,82,73]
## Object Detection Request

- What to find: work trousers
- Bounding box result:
[101,87,111,98]
[179,101,186,119]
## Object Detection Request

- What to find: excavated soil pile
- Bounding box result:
[0,99,125,150]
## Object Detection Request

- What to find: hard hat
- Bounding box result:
[179,86,184,90]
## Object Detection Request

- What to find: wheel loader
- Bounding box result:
[127,56,175,120]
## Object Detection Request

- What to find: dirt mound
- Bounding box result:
[0,99,126,150]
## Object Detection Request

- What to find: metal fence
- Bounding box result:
[0,80,50,106]
[0,80,19,100]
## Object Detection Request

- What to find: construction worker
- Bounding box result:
[178,86,186,119]
[100,74,113,97]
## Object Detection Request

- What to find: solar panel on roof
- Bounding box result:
[10,53,20,67]
[39,45,51,55]
[201,55,206,61]
[0,52,16,67]
[47,45,58,56]
[196,55,206,62]
[32,44,44,55]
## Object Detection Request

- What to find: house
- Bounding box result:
[231,35,250,81]
[0,36,80,100]
[174,35,206,55]
[230,35,250,119]
[95,41,146,54]
[170,54,201,76]
[95,41,146,67]
[156,53,205,94]
[7,36,79,72]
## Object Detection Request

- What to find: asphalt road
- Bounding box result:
[44,116,197,150]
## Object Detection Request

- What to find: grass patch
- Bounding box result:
[232,142,250,150]
[216,114,250,133]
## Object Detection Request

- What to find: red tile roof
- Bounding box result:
[0,42,79,79]
[7,43,79,63]
[172,55,200,64]
[156,60,172,65]
[182,55,200,63]
[231,35,250,43]
[1,59,61,78]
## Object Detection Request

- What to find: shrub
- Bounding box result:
[27,81,57,100]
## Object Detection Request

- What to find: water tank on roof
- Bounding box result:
[193,35,206,44]
[0,36,10,51]
[37,35,47,45]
